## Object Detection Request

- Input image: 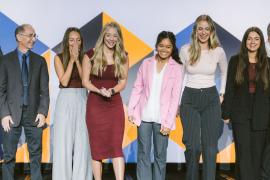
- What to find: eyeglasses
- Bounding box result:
[19,33,38,39]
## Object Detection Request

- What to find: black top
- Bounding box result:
[222,54,270,130]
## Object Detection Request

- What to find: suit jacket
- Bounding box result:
[0,47,3,56]
[128,56,183,130]
[0,49,49,127]
[222,54,270,130]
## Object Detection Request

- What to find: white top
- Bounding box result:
[179,44,228,94]
[266,41,270,57]
[142,60,167,123]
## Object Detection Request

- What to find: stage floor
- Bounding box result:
[0,163,235,180]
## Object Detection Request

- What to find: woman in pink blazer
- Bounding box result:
[128,31,183,180]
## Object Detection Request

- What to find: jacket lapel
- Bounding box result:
[147,57,155,91]
[243,59,250,93]
[161,57,174,91]
[11,50,22,85]
[28,51,34,84]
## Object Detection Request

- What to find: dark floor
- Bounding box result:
[0,163,235,180]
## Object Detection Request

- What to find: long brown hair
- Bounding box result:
[189,15,220,65]
[235,27,269,90]
[61,27,84,70]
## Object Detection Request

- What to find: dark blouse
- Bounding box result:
[58,54,83,88]
[248,62,257,94]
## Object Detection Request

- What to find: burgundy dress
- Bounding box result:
[86,49,125,160]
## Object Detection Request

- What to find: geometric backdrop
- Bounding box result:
[1,11,241,163]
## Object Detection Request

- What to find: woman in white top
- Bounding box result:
[179,15,228,180]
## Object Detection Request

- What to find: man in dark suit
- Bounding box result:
[0,24,49,180]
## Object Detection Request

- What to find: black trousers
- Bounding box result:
[261,128,270,180]
[2,106,43,180]
[180,86,222,180]
[232,121,267,180]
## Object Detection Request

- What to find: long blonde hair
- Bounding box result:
[189,15,220,65]
[91,22,127,78]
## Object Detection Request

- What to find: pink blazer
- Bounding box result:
[128,56,183,130]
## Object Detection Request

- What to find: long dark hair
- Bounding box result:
[235,27,269,90]
[61,27,84,70]
[155,31,182,64]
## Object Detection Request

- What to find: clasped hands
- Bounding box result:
[69,45,80,63]
[98,87,113,98]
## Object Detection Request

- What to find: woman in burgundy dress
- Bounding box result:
[82,22,129,180]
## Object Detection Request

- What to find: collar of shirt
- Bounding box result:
[17,49,30,70]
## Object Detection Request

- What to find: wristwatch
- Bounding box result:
[111,88,115,95]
